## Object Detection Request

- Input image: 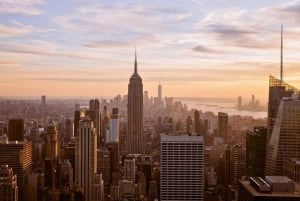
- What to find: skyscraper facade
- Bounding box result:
[218,112,228,142]
[160,134,204,201]
[0,141,32,201]
[158,83,162,101]
[267,76,296,143]
[246,127,267,177]
[75,116,97,201]
[127,51,144,154]
[108,108,119,143]
[8,119,24,141]
[44,124,59,187]
[265,93,300,175]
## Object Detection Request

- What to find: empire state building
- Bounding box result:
[126,50,144,154]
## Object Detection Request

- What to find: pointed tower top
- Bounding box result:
[280,25,283,81]
[134,47,138,75]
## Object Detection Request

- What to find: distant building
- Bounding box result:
[0,165,18,201]
[126,50,144,154]
[158,83,162,101]
[108,108,119,143]
[237,96,243,110]
[194,110,201,135]
[8,119,24,141]
[246,127,267,177]
[218,112,228,142]
[160,134,204,201]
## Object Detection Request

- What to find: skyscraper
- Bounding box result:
[0,165,18,201]
[158,83,162,101]
[267,75,296,144]
[194,110,201,135]
[89,99,101,146]
[127,50,144,154]
[8,119,24,141]
[218,112,228,142]
[75,116,97,201]
[0,141,32,201]
[160,134,204,201]
[265,93,300,175]
[44,124,59,187]
[246,127,267,177]
[108,108,119,143]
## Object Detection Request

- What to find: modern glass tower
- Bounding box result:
[126,50,144,154]
[265,90,300,175]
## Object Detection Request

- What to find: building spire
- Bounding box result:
[280,25,283,81]
[134,47,138,75]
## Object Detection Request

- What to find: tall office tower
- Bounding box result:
[186,116,193,134]
[41,95,46,126]
[89,99,101,146]
[8,119,24,141]
[123,157,136,182]
[127,50,144,154]
[158,83,162,101]
[160,134,204,201]
[65,119,73,142]
[265,94,300,175]
[44,124,59,187]
[144,91,149,108]
[108,108,119,143]
[107,142,120,172]
[75,116,97,201]
[237,96,243,110]
[218,112,228,142]
[101,106,110,145]
[41,95,46,109]
[224,145,233,187]
[267,76,296,141]
[194,110,201,135]
[246,127,267,177]
[0,165,18,201]
[97,148,111,195]
[232,144,246,188]
[0,141,32,201]
[74,110,81,137]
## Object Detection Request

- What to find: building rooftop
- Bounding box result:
[161,134,203,142]
[239,180,300,198]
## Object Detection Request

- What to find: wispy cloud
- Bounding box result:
[0,21,57,37]
[0,0,46,15]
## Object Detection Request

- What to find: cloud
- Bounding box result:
[192,44,221,53]
[0,0,46,15]
[0,21,57,37]
[260,0,300,24]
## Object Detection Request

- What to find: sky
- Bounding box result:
[1,0,300,101]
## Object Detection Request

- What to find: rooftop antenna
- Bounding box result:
[280,25,283,81]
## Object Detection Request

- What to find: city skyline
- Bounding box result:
[2,1,300,100]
